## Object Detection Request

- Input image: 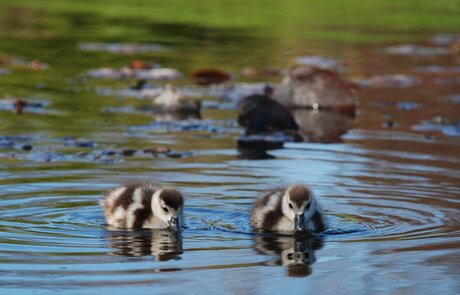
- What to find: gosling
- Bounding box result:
[251,184,326,233]
[101,183,184,230]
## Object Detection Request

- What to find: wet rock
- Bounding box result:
[143,146,170,154]
[129,60,161,70]
[435,77,460,85]
[13,99,27,115]
[86,68,127,79]
[121,149,137,157]
[0,68,11,75]
[382,120,399,128]
[451,39,460,56]
[29,60,48,70]
[3,57,49,70]
[237,92,299,135]
[134,68,182,80]
[412,116,460,137]
[78,42,165,54]
[430,34,460,46]
[201,100,237,110]
[273,65,356,112]
[87,67,182,81]
[296,55,344,71]
[130,119,240,134]
[190,68,231,86]
[0,139,14,149]
[152,84,201,116]
[166,151,193,158]
[396,102,420,111]
[0,137,34,150]
[441,94,460,104]
[241,67,282,78]
[0,98,49,114]
[61,137,96,148]
[414,66,460,74]
[207,82,266,102]
[356,74,421,88]
[103,150,118,156]
[385,44,449,56]
[96,86,163,99]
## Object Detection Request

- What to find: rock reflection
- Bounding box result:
[237,146,276,160]
[292,109,354,143]
[253,235,323,277]
[105,229,182,261]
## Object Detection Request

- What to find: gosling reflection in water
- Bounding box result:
[253,235,324,277]
[105,229,182,261]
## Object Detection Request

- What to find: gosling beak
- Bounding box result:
[294,214,305,231]
[169,217,179,230]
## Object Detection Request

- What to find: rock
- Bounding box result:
[21,144,33,151]
[207,82,266,102]
[241,67,282,78]
[121,149,137,156]
[130,119,240,134]
[152,84,201,116]
[237,92,299,135]
[134,68,182,80]
[296,55,344,71]
[412,117,460,137]
[430,34,460,46]
[385,44,449,56]
[0,68,11,75]
[86,68,126,79]
[414,66,460,74]
[356,74,421,88]
[190,68,231,86]
[0,98,49,114]
[273,65,356,112]
[143,146,171,154]
[78,42,165,54]
[13,99,27,115]
[62,137,96,148]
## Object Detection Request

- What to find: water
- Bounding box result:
[1,1,460,294]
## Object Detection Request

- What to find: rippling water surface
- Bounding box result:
[1,1,460,294]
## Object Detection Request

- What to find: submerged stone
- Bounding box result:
[190,68,231,86]
[296,55,344,71]
[78,42,165,54]
[412,116,460,137]
[385,44,449,56]
[356,74,421,88]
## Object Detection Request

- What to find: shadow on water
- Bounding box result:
[104,229,183,261]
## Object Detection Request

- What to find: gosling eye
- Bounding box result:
[306,202,311,210]
[289,203,293,209]
[162,207,169,213]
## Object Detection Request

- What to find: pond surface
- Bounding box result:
[1,1,460,294]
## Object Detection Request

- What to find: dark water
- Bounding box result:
[1,1,460,294]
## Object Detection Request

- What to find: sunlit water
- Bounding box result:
[1,1,460,294]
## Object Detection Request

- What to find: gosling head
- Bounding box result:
[152,188,184,230]
[281,185,316,231]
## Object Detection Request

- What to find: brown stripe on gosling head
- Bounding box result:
[287,185,312,207]
[159,188,184,210]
